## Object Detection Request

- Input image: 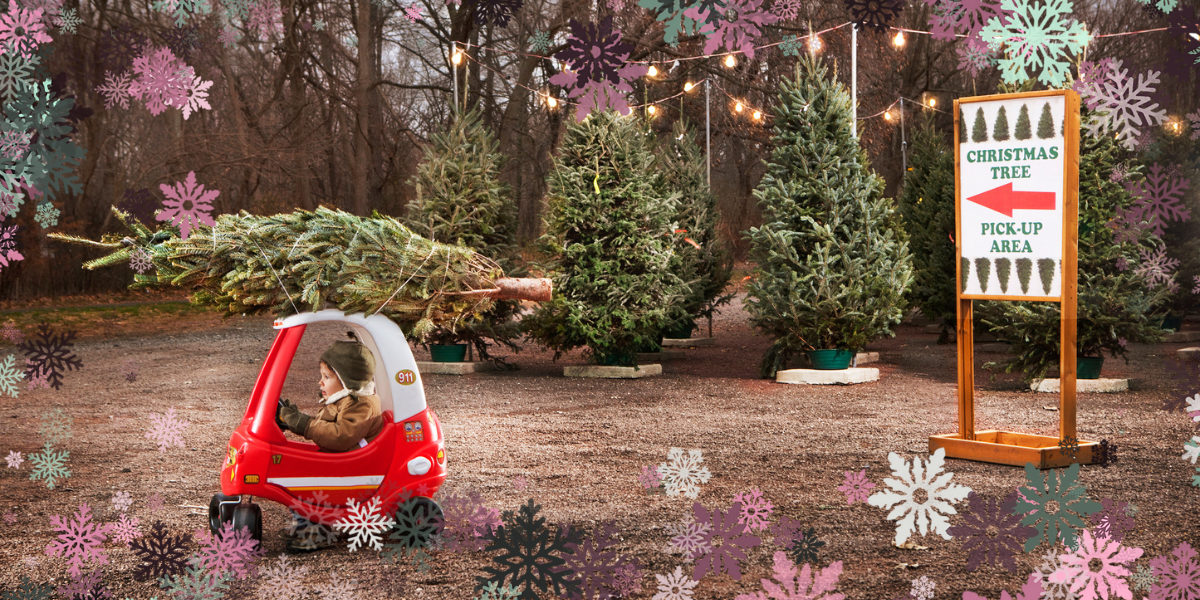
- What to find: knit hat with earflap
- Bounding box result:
[320,333,376,404]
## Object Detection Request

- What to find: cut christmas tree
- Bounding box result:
[744,53,913,378]
[898,115,956,342]
[523,111,691,367]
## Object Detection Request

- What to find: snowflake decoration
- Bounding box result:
[19,324,83,391]
[929,0,1011,40]
[28,441,69,488]
[733,552,845,600]
[529,30,553,53]
[3,510,15,525]
[844,0,903,31]
[111,512,142,546]
[146,406,189,452]
[33,202,58,228]
[54,7,80,32]
[1090,498,1134,543]
[286,492,341,551]
[1014,462,1102,552]
[156,171,218,240]
[333,496,394,552]
[1096,439,1119,469]
[46,504,112,577]
[653,566,699,600]
[97,24,147,74]
[687,0,779,59]
[0,1,53,59]
[129,46,191,116]
[1056,528,1143,600]
[1192,467,1200,487]
[772,0,800,20]
[0,193,17,219]
[146,492,164,513]
[313,19,325,31]
[957,37,994,78]
[947,491,1035,573]
[476,580,522,600]
[1110,162,1130,183]
[769,514,805,549]
[666,513,712,561]
[2,320,21,343]
[691,500,761,581]
[438,489,500,552]
[131,521,192,581]
[0,354,20,398]
[1076,60,1167,151]
[512,475,528,492]
[787,527,825,566]
[1188,110,1200,140]
[778,34,803,56]
[129,247,153,274]
[560,522,626,600]
[1184,436,1200,464]
[639,465,663,491]
[5,449,22,468]
[1058,435,1080,461]
[1130,564,1157,592]
[36,407,73,446]
[218,26,238,47]
[258,555,308,600]
[837,469,876,504]
[0,129,31,159]
[475,0,523,27]
[194,520,263,580]
[111,491,133,513]
[733,489,774,531]
[26,358,50,390]
[1134,246,1180,290]
[476,499,580,600]
[117,187,159,226]
[867,447,973,546]
[382,495,444,562]
[1032,550,1080,600]
[56,569,111,600]
[248,0,283,38]
[909,576,935,600]
[657,448,713,499]
[613,562,644,597]
[556,18,634,86]
[152,0,212,27]
[404,3,422,21]
[174,73,212,120]
[159,560,230,600]
[978,0,1091,87]
[1120,164,1191,239]
[0,224,24,272]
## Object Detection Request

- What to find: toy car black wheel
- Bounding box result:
[209,493,238,536]
[232,504,263,542]
[390,496,445,549]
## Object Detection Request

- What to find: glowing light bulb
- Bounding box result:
[928,97,937,108]
[647,65,658,77]
[884,111,893,121]
[724,54,736,68]
[647,105,657,115]
[808,37,821,51]
[893,32,905,47]
[752,110,762,120]
[735,101,744,113]
[684,82,695,92]
[546,95,558,108]
[452,51,462,65]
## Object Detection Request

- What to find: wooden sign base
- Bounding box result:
[930,431,1100,470]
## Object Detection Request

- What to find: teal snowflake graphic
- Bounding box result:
[158,560,230,599]
[1012,462,1102,552]
[39,407,73,445]
[475,581,521,600]
[152,0,213,27]
[0,51,40,103]
[56,8,82,34]
[314,19,325,31]
[1192,467,1200,487]
[779,34,803,56]
[979,0,1092,87]
[1134,0,1177,12]
[0,353,20,397]
[1130,563,1157,591]
[638,0,702,45]
[2,79,86,202]
[34,202,58,228]
[28,442,70,488]
[529,30,553,53]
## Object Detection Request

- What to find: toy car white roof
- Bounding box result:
[274,309,427,422]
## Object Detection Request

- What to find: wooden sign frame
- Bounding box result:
[930,89,1100,469]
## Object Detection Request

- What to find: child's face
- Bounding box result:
[319,361,344,399]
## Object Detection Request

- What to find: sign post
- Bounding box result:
[930,89,1100,469]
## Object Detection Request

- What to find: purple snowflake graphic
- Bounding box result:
[691,501,762,581]
[687,0,779,59]
[769,514,804,549]
[2,320,22,343]
[0,129,31,159]
[549,18,647,122]
[837,469,876,504]
[946,491,1036,573]
[844,0,903,31]
[772,0,800,19]
[98,23,148,73]
[97,71,135,109]
[0,224,25,272]
[1149,541,1200,600]
[111,513,142,546]
[0,0,54,58]
[929,0,1011,41]
[733,489,774,531]
[612,561,643,597]
[957,37,993,78]
[45,504,113,577]
[156,170,219,240]
[117,187,159,227]
[1111,164,1191,242]
[439,489,500,552]
[561,522,627,600]
[146,406,189,452]
[130,46,191,116]
[1090,498,1135,543]
[56,569,111,600]
[159,24,204,60]
[17,322,83,390]
[474,0,523,27]
[193,520,264,580]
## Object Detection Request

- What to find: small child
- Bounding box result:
[277,334,384,452]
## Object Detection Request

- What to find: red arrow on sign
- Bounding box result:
[966,182,1056,218]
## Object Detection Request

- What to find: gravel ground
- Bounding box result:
[1,293,1198,600]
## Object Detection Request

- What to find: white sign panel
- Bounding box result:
[958,95,1066,299]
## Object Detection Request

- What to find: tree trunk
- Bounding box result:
[353,0,372,215]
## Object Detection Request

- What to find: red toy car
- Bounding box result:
[209,309,448,540]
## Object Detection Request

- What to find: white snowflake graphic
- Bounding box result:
[1134,246,1179,291]
[156,171,219,241]
[97,71,135,109]
[1184,436,1200,464]
[129,247,153,274]
[653,565,699,600]
[1075,60,1167,151]
[111,490,133,513]
[110,512,142,545]
[333,496,394,552]
[658,448,713,499]
[257,554,308,600]
[146,406,190,452]
[1053,529,1142,600]
[5,450,22,468]
[1186,394,1200,423]
[978,0,1091,87]
[733,488,774,531]
[311,571,357,600]
[0,353,20,398]
[34,202,58,228]
[666,513,712,562]
[911,575,936,600]
[866,447,973,546]
[176,73,213,120]
[1033,549,1081,600]
[54,7,80,32]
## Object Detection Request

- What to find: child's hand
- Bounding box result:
[275,398,291,432]
[278,400,312,436]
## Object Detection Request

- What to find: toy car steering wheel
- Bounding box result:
[275,398,289,432]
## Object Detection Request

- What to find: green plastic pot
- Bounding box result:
[1161,315,1184,331]
[1076,356,1104,380]
[807,349,854,370]
[663,320,697,340]
[597,350,636,366]
[429,343,468,363]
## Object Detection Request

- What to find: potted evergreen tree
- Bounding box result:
[402,109,524,365]
[745,54,913,377]
[524,112,691,367]
[979,116,1170,380]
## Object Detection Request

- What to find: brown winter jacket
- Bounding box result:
[301,393,384,453]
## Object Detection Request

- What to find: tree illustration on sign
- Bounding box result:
[1036,103,1055,139]
[993,106,1010,141]
[1015,104,1032,140]
[972,107,988,142]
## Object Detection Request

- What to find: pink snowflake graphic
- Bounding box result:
[218,26,238,47]
[1056,529,1142,600]
[0,0,53,58]
[929,0,1011,41]
[146,492,165,513]
[1134,246,1180,290]
[129,46,191,116]
[733,551,845,600]
[248,0,283,38]
[404,3,422,22]
[1149,541,1200,600]
[97,71,136,109]
[111,512,142,546]
[194,520,264,580]
[1,320,22,343]
[692,501,762,581]
[3,510,15,525]
[733,488,774,531]
[0,224,24,272]
[686,0,778,59]
[837,469,876,504]
[26,358,50,390]
[156,171,218,240]
[45,503,113,577]
[1120,163,1191,239]
[1090,498,1135,544]
[512,475,527,491]
[146,406,189,452]
[0,130,31,159]
[5,450,22,468]
[177,73,213,120]
[638,465,662,490]
[667,513,712,562]
[438,490,500,552]
[957,37,993,78]
[772,0,801,20]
